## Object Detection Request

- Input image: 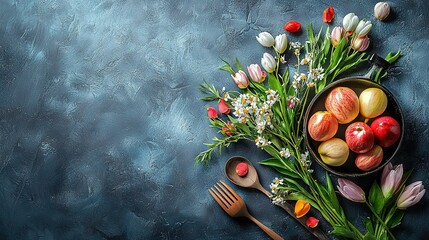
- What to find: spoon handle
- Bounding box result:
[254,184,329,240]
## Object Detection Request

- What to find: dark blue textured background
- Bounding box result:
[0,0,428,239]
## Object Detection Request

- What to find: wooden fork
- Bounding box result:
[209,180,284,240]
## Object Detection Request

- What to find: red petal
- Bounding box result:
[306,217,319,228]
[218,99,230,114]
[322,6,335,23]
[283,21,301,33]
[207,107,218,119]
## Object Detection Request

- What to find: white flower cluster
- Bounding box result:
[255,136,271,147]
[270,177,283,194]
[232,93,258,123]
[307,67,325,82]
[292,72,307,91]
[290,41,302,49]
[272,195,286,205]
[270,177,288,205]
[300,53,313,65]
[232,90,279,147]
[300,151,314,173]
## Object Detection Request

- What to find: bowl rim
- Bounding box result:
[303,76,405,177]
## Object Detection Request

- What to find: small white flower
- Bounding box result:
[273,177,284,185]
[272,196,285,205]
[270,182,279,194]
[290,41,302,49]
[223,92,230,101]
[308,67,325,81]
[280,148,291,158]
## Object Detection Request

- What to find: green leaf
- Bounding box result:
[219,59,235,75]
[306,24,315,45]
[364,217,375,234]
[271,166,300,179]
[325,172,343,216]
[379,229,388,240]
[235,122,251,135]
[363,232,377,240]
[268,73,285,99]
[235,57,244,71]
[387,210,404,228]
[385,50,401,64]
[259,157,294,171]
[200,96,218,101]
[262,145,280,158]
[283,192,319,210]
[369,181,385,214]
[330,225,357,239]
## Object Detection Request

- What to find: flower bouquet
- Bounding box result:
[197,5,424,240]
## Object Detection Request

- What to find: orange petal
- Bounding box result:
[294,199,311,218]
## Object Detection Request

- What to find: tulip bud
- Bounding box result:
[218,99,230,114]
[247,64,266,83]
[397,181,426,209]
[351,36,370,52]
[331,26,345,47]
[355,19,372,37]
[337,178,366,202]
[231,70,249,89]
[207,107,218,119]
[380,163,403,198]
[343,13,359,32]
[274,34,288,54]
[294,199,311,218]
[374,2,390,21]
[261,53,276,73]
[256,32,275,47]
[283,21,301,33]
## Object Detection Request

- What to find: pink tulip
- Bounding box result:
[331,26,345,47]
[247,64,267,83]
[397,181,425,209]
[231,70,249,89]
[351,36,370,52]
[380,163,403,198]
[337,178,366,202]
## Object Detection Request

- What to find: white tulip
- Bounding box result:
[256,32,275,47]
[274,34,288,54]
[355,20,372,37]
[343,13,359,32]
[261,53,276,73]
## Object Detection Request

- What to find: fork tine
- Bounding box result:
[209,187,230,208]
[214,185,233,205]
[219,180,242,201]
[216,181,237,202]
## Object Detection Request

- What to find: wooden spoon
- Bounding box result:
[225,156,329,240]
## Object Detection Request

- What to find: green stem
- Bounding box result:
[366,201,396,240]
[294,87,310,140]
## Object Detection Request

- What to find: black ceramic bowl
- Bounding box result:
[303,77,404,177]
